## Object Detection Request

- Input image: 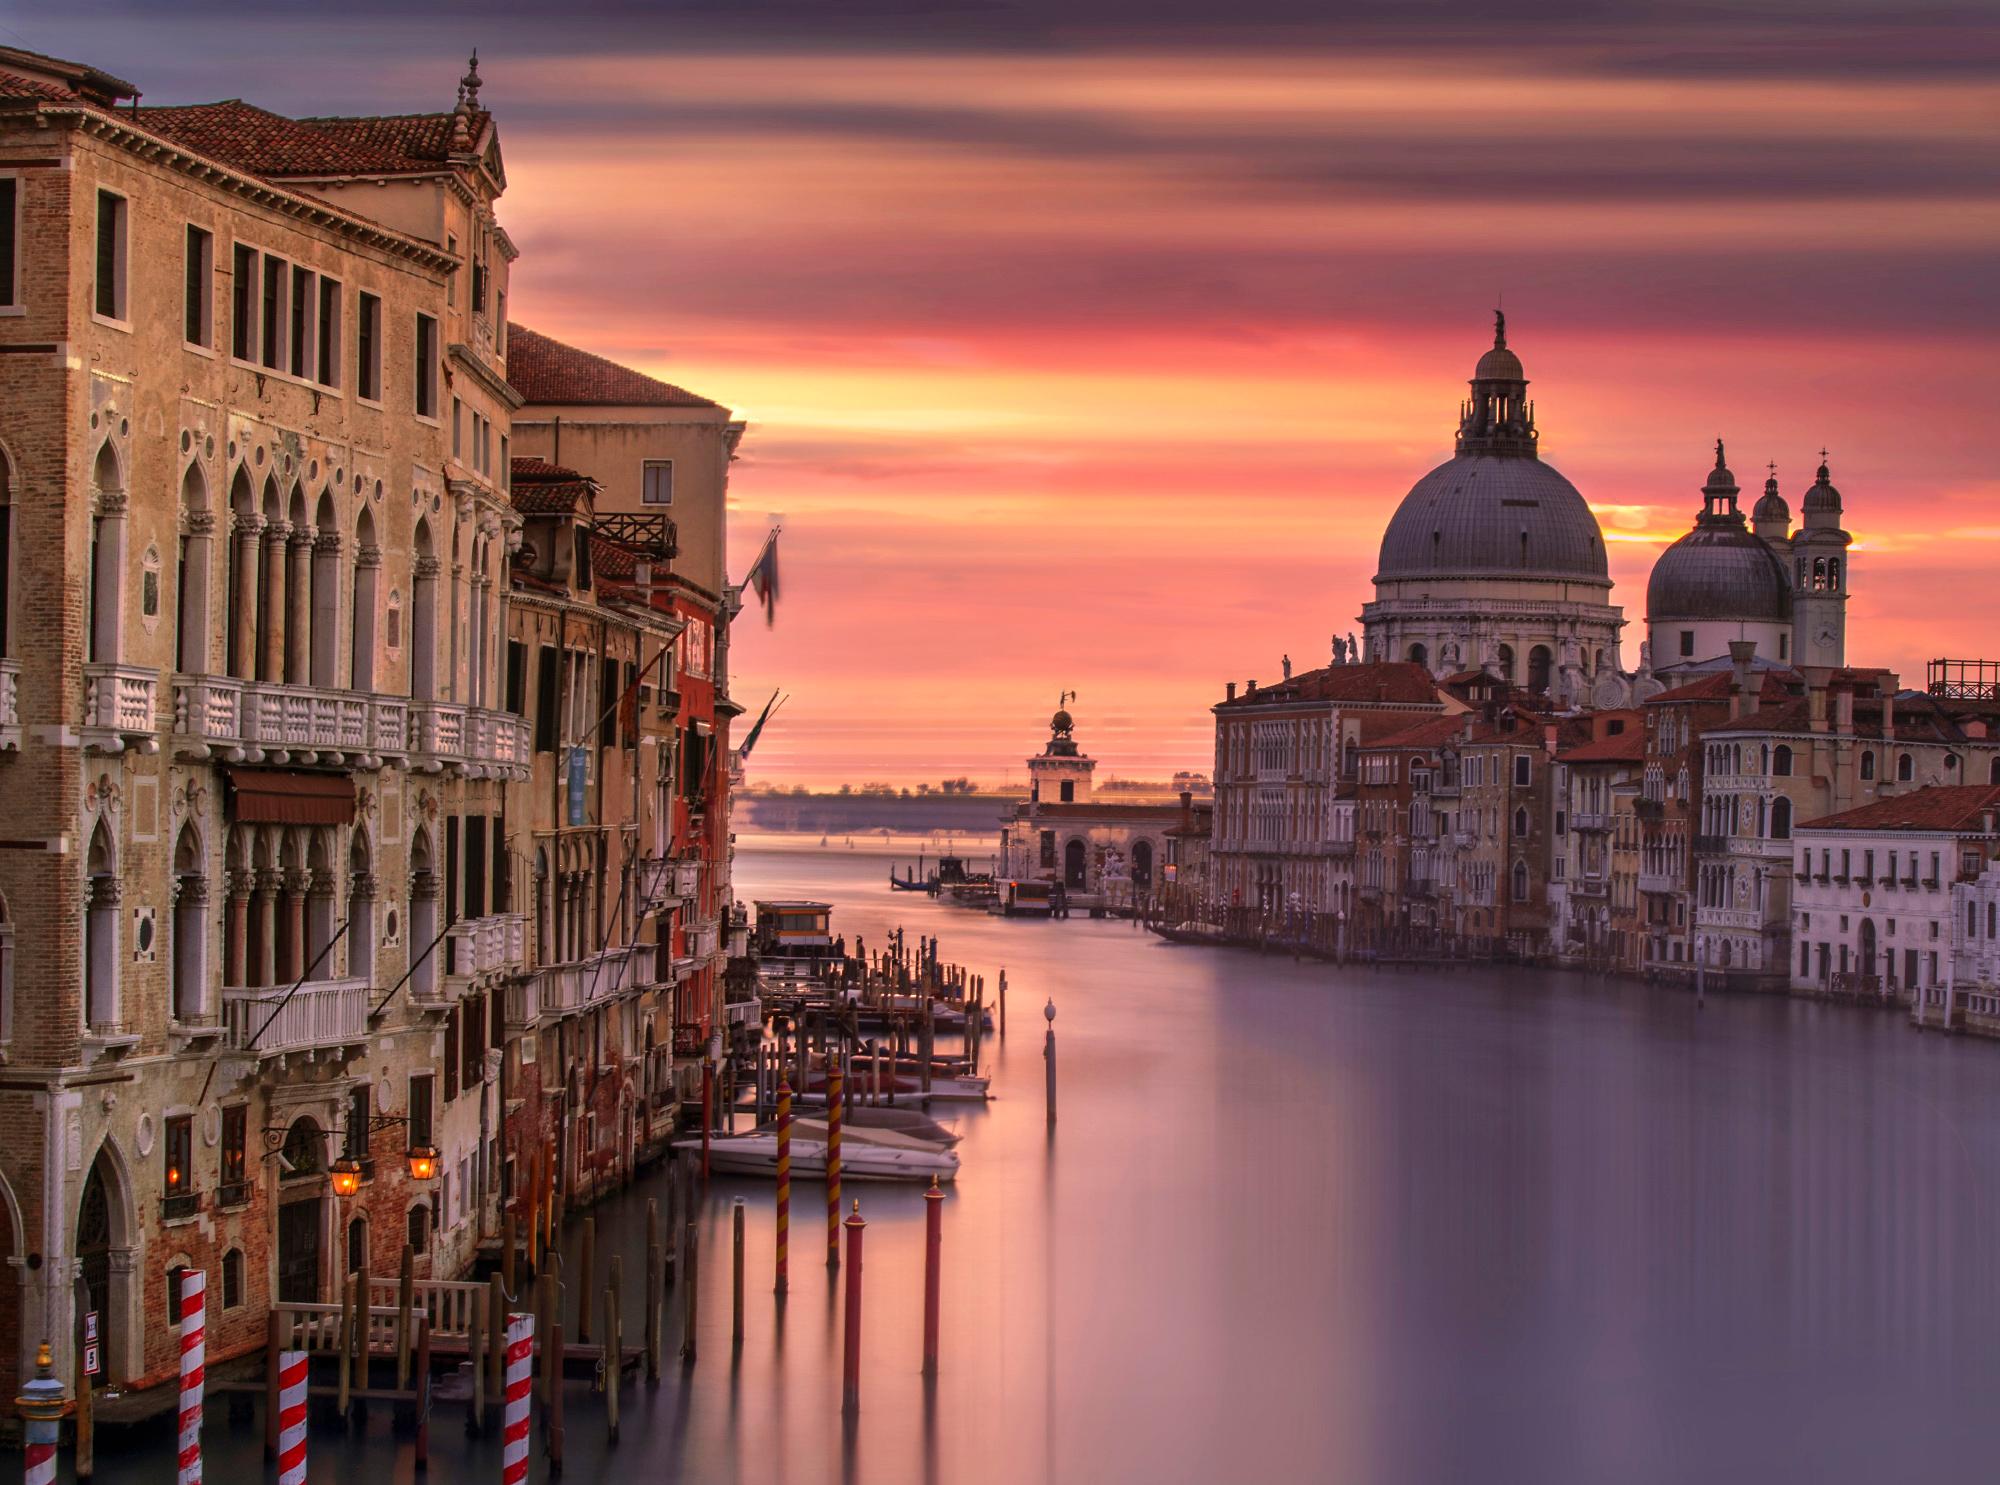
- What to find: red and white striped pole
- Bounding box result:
[17,1341,65,1485]
[502,1312,534,1485]
[177,1269,206,1485]
[274,1350,308,1485]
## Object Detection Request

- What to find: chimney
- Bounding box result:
[1728,640,1757,720]
[1834,689,1854,737]
[1882,693,1896,742]
[1247,679,1258,696]
[1803,666,1832,732]
[1225,682,1236,702]
[1179,790,1193,833]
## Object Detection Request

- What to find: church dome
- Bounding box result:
[1376,454,1610,583]
[1752,468,1789,527]
[1802,460,1842,516]
[1648,445,1792,623]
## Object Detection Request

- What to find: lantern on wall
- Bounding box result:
[406,1145,440,1183]
[329,1155,363,1198]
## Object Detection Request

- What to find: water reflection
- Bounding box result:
[96,843,2000,1483]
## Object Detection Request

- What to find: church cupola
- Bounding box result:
[1455,311,1540,458]
[1790,452,1851,669]
[1698,440,1742,524]
[1752,461,1790,541]
[1802,456,1844,525]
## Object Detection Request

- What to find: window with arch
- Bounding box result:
[1991,756,2000,786]
[222,1247,245,1310]
[1770,797,1792,839]
[1898,753,1915,782]
[0,888,11,1043]
[1861,750,1876,780]
[84,817,118,1028]
[1512,807,1529,839]
[406,1203,429,1256]
[89,441,124,663]
[1511,861,1529,902]
[0,446,13,656]
[1772,744,1792,777]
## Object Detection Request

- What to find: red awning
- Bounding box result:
[224,768,356,826]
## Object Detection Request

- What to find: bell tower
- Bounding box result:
[1028,704,1095,805]
[1790,454,1850,669]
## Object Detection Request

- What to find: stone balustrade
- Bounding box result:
[221,975,370,1055]
[0,656,18,751]
[81,662,160,753]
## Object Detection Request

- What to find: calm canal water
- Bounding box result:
[94,840,2000,1482]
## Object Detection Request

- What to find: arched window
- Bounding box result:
[257,475,283,682]
[1898,752,1915,782]
[171,824,207,1022]
[0,888,13,1044]
[1991,756,2000,786]
[347,1215,368,1278]
[89,442,125,663]
[1771,797,1792,839]
[1496,644,1516,684]
[85,818,118,1028]
[351,506,378,691]
[226,468,257,678]
[1772,744,1792,777]
[348,831,375,983]
[406,1203,429,1256]
[1861,750,1876,780]
[1527,645,1552,694]
[311,489,340,687]
[1511,861,1529,902]
[175,464,212,673]
[409,827,438,1000]
[222,1248,245,1310]
[1407,642,1427,669]
[285,482,310,684]
[410,519,437,701]
[1513,807,1529,839]
[0,446,16,657]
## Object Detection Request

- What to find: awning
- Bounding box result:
[225,768,357,826]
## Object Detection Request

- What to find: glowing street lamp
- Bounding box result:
[406,1145,440,1183]
[329,1155,363,1198]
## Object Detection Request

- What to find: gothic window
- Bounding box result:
[1772,745,1792,777]
[1861,751,1876,780]
[1771,797,1792,839]
[1898,753,1914,782]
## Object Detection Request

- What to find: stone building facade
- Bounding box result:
[0,47,742,1407]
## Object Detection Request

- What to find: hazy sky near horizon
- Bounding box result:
[20,1,2000,785]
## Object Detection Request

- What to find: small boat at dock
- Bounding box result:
[676,1119,960,1182]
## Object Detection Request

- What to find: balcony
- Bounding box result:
[1571,876,1610,898]
[81,662,159,753]
[436,912,527,996]
[1693,835,1729,856]
[535,944,652,1018]
[408,701,532,779]
[172,676,408,767]
[1571,812,1613,833]
[1638,870,1680,895]
[220,976,369,1056]
[0,656,18,751]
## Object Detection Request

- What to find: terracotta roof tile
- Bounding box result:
[1798,784,2000,834]
[137,100,473,177]
[1649,671,1797,705]
[589,534,638,582]
[1559,731,1646,763]
[509,455,595,515]
[0,70,80,102]
[506,325,719,409]
[1216,661,1441,710]
[1362,716,1465,753]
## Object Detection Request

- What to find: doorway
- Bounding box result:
[75,1157,114,1388]
[1064,838,1087,890]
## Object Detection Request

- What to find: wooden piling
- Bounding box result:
[842,1201,867,1416]
[502,1210,517,1295]
[264,1309,282,1459]
[826,1061,844,1268]
[537,1271,558,1408]
[74,1304,95,1478]
[468,1296,486,1432]
[577,1217,595,1343]
[923,1176,943,1376]
[775,1075,792,1296]
[487,1273,508,1399]
[645,1199,663,1382]
[397,1243,415,1388]
[414,1316,431,1471]
[999,969,1007,1035]
[548,1296,566,1474]
[681,1214,699,1362]
[337,1271,354,1420]
[732,1197,746,1344]
[605,1255,623,1441]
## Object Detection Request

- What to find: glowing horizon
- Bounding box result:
[32,5,2000,788]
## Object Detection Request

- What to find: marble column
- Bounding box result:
[224,870,250,987]
[232,512,264,679]
[254,867,281,987]
[260,519,289,683]
[287,525,314,685]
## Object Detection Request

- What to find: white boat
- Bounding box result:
[673,1120,959,1183]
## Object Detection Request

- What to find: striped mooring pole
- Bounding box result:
[502,1312,534,1485]
[841,1200,866,1415]
[16,1341,65,1485]
[775,1075,792,1294]
[826,1061,844,1268]
[275,1351,308,1485]
[177,1269,207,1485]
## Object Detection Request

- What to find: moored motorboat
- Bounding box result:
[674,1121,959,1182]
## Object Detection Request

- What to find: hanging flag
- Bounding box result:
[738,690,784,762]
[745,527,781,626]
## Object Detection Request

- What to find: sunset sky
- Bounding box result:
[26,2,2000,786]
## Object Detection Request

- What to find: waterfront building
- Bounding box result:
[999,707,1186,912]
[506,325,745,1101]
[1352,715,1463,951]
[0,47,525,1398]
[0,46,745,1411]
[1551,711,1646,972]
[1791,785,2000,1004]
[1206,659,1448,936]
[1361,314,1632,706]
[1431,706,1570,958]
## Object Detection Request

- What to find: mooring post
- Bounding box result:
[468,1297,486,1433]
[537,1272,557,1409]
[999,969,1008,1036]
[644,1199,662,1382]
[548,1294,566,1475]
[681,1214,700,1362]
[17,1342,65,1485]
[775,1075,792,1295]
[72,1297,94,1480]
[337,1270,354,1419]
[275,1348,307,1485]
[842,1201,866,1416]
[502,1211,517,1297]
[264,1309,282,1459]
[826,1061,844,1268]
[413,1316,431,1472]
[923,1176,944,1376]
[488,1273,508,1401]
[577,1218,595,1344]
[1044,997,1058,1126]
[397,1243,415,1389]
[604,1261,621,1442]
[732,1197,746,1345]
[502,1313,533,1485]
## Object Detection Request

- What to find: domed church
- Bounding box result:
[1361,313,1628,706]
[1647,445,1851,676]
